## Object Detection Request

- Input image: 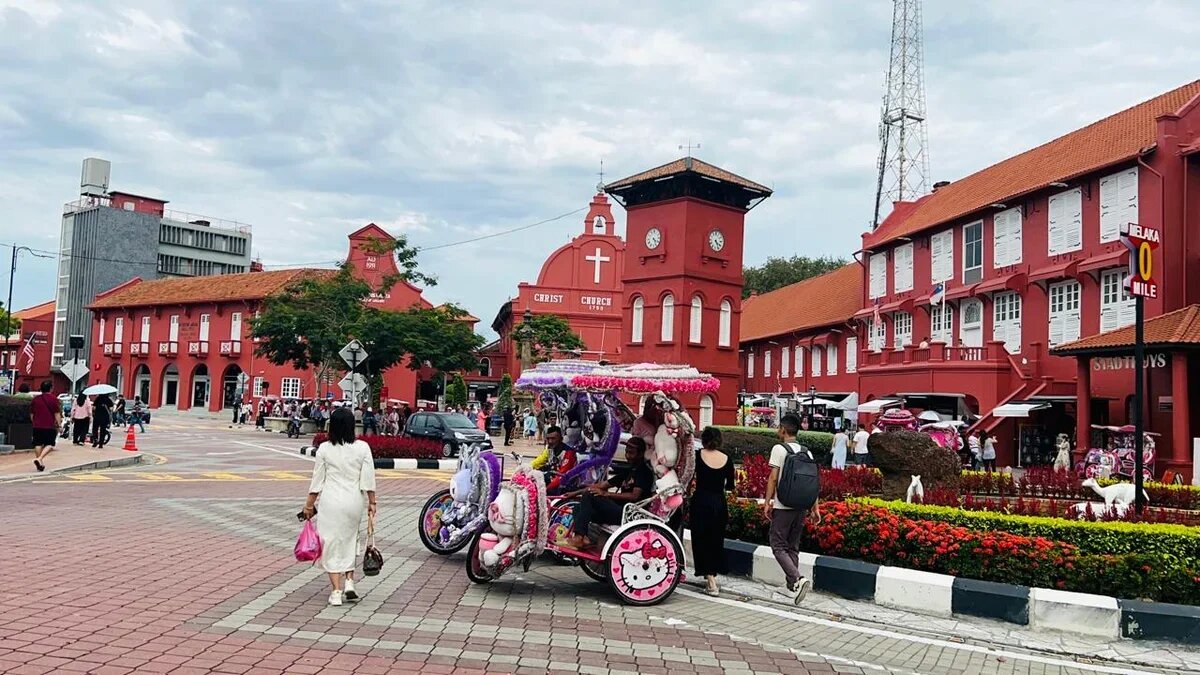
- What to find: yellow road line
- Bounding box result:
[64,473,112,481]
[140,473,184,480]
[201,472,249,481]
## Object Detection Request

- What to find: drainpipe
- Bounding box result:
[1137,150,1169,302]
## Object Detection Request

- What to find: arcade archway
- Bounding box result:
[160,364,180,409]
[133,364,151,405]
[190,364,210,410]
[221,364,243,409]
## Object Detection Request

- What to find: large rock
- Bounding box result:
[869,430,962,500]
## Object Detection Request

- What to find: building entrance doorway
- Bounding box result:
[959,299,983,348]
[162,364,179,408]
[192,364,210,409]
[134,365,151,405]
[222,365,243,409]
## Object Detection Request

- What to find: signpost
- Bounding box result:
[338,340,368,403]
[1121,223,1160,514]
[60,358,89,387]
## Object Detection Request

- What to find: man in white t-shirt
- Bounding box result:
[763,413,813,605]
[852,422,871,466]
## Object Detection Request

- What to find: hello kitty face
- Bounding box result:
[618,542,671,591]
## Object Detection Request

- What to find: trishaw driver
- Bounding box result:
[560,436,655,550]
[532,426,577,494]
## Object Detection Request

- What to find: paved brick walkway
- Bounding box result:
[0,430,1192,675]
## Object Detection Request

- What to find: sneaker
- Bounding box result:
[789,577,811,605]
[34,460,45,472]
[343,579,358,601]
[328,590,343,606]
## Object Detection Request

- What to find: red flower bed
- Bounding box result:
[804,500,1200,604]
[736,455,879,500]
[921,490,1200,526]
[962,467,1200,511]
[312,433,442,459]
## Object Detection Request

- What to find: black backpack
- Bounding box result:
[776,442,820,510]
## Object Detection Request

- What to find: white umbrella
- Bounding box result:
[917,410,942,422]
[82,384,118,396]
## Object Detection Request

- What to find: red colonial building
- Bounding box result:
[739,263,862,405]
[85,225,434,412]
[852,79,1200,476]
[485,192,627,387]
[1,300,68,393]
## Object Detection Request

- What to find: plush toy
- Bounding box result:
[480,488,518,567]
[450,466,472,503]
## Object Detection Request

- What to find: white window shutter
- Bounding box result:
[1066,189,1083,251]
[811,346,822,377]
[1099,173,1119,242]
[1119,299,1137,328]
[1119,167,1139,233]
[1049,314,1064,347]
[930,230,952,283]
[1065,306,1081,343]
[1009,209,1022,264]
[827,344,838,375]
[795,346,804,376]
[870,253,887,299]
[1100,307,1117,332]
[993,307,1006,346]
[894,243,913,292]
[781,347,790,378]
[1048,194,1064,255]
[993,211,1007,267]
[845,337,857,373]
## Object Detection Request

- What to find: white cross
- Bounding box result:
[584,247,610,284]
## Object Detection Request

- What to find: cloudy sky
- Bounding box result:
[3,0,1199,337]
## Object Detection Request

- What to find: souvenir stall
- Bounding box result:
[990,397,1077,467]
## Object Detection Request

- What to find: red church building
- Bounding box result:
[1,300,68,394]
[85,225,434,412]
[485,192,626,385]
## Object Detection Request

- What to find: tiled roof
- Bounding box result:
[1052,305,1200,355]
[605,156,772,194]
[14,300,54,320]
[866,79,1200,248]
[89,269,335,309]
[740,263,862,342]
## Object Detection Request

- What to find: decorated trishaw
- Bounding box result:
[465,360,718,606]
[417,443,505,554]
[1077,424,1157,481]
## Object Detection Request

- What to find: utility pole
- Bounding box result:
[4,246,32,393]
[873,0,931,229]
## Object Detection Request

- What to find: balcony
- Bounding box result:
[860,341,1012,369]
[158,341,179,356]
[187,341,210,356]
[102,343,123,356]
[219,340,242,356]
[128,342,151,357]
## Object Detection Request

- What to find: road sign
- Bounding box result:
[1121,223,1161,299]
[339,340,367,369]
[236,372,250,388]
[60,358,89,383]
[338,373,368,397]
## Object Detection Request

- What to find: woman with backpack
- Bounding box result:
[689,427,735,596]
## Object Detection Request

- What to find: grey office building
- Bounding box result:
[52,159,253,371]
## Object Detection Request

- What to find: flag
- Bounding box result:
[871,298,881,326]
[20,333,35,374]
[931,282,946,307]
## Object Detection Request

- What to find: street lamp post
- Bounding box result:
[808,385,817,429]
[3,246,33,394]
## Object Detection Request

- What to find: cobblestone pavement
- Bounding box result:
[1,424,1196,674]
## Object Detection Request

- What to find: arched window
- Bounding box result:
[718,299,732,346]
[661,293,675,342]
[699,395,714,428]
[631,296,644,343]
[689,295,703,343]
[592,215,607,234]
[477,358,491,377]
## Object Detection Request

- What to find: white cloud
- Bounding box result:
[2,0,1200,335]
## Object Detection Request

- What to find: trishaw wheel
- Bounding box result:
[604,523,684,606]
[418,489,469,555]
[580,560,606,582]
[465,532,495,584]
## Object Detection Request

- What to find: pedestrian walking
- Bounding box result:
[851,422,871,466]
[30,380,62,472]
[70,393,92,445]
[831,427,849,470]
[113,395,126,427]
[362,407,378,435]
[502,407,515,446]
[301,407,377,607]
[981,430,997,473]
[129,397,147,433]
[967,430,982,470]
[690,427,735,596]
[522,409,537,440]
[763,413,813,605]
[91,394,113,448]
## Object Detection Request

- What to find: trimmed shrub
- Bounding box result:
[868,430,961,499]
[0,395,32,428]
[961,468,1200,511]
[312,433,442,459]
[862,497,1200,565]
[715,425,834,464]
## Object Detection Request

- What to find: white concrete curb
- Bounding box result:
[1030,588,1121,638]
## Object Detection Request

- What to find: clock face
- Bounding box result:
[708,229,725,252]
[645,227,662,250]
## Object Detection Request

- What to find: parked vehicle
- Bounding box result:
[405,412,493,458]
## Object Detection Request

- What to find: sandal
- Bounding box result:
[704,586,719,597]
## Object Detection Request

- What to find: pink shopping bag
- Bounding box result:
[294,519,322,562]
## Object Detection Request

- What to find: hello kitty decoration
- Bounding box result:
[478,465,548,571]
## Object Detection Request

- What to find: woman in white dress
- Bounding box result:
[830,429,849,470]
[301,407,377,606]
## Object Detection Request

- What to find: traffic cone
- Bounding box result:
[123,425,138,452]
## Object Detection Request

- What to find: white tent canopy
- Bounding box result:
[857,397,902,414]
[991,401,1051,418]
[832,392,859,412]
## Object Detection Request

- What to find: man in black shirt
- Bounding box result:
[560,437,654,550]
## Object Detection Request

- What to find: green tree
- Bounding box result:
[250,243,483,390]
[497,373,514,413]
[0,302,20,337]
[511,313,585,363]
[742,255,846,298]
[446,373,468,408]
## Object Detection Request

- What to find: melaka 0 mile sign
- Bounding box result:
[1121,223,1160,298]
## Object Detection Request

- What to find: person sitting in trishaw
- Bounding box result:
[559,436,654,550]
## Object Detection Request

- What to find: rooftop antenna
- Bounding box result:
[679,141,701,157]
[596,159,605,192]
[872,0,930,230]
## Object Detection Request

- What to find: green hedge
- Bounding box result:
[0,395,32,428]
[862,498,1200,565]
[714,425,835,464]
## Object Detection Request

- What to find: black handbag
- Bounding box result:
[363,516,383,576]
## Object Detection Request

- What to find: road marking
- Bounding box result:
[232,440,315,462]
[202,472,249,481]
[676,588,1163,675]
[140,473,183,481]
[261,471,310,480]
[64,473,112,481]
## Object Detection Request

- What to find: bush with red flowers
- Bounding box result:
[736,456,880,500]
[312,433,442,459]
[960,467,1200,511]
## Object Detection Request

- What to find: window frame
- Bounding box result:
[962,221,983,283]
[718,299,732,347]
[689,295,703,343]
[660,294,674,343]
[892,311,913,350]
[631,296,644,343]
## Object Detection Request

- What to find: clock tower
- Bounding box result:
[605,156,772,425]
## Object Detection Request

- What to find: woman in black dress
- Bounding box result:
[91,394,113,448]
[690,426,736,596]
